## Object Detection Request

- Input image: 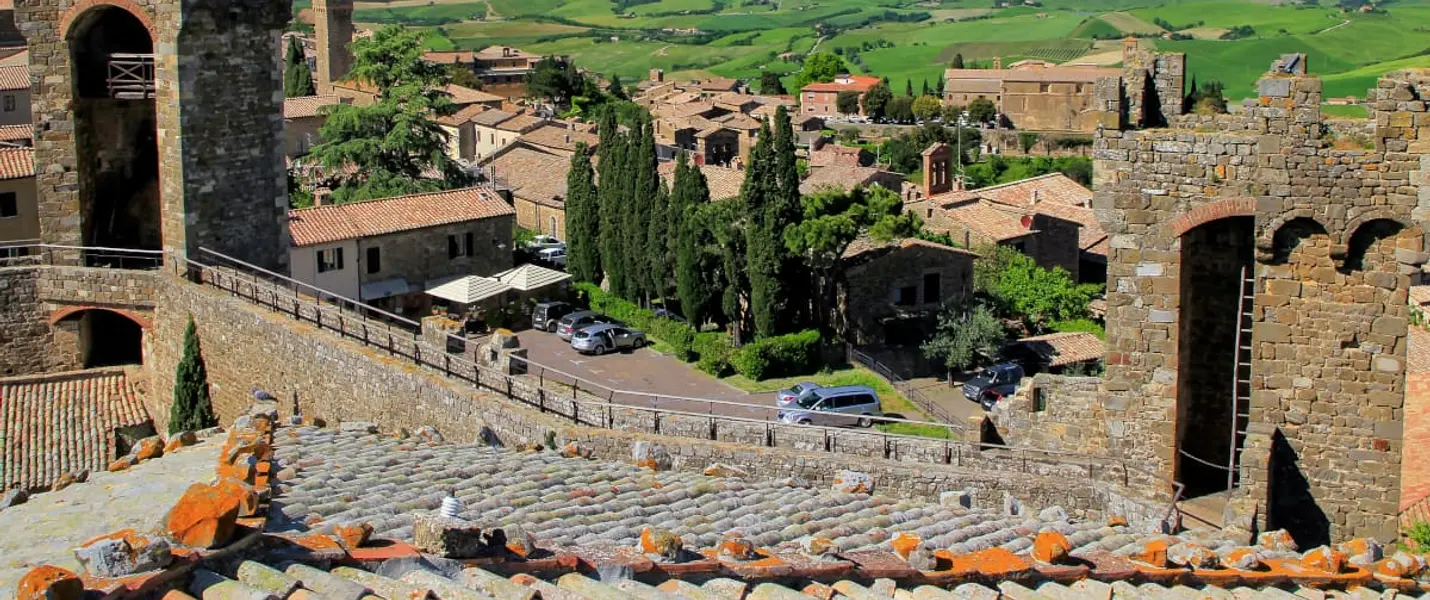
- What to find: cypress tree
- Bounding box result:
[169,317,217,434]
[905,78,913,98]
[623,118,658,303]
[647,176,671,301]
[744,121,785,339]
[284,39,316,98]
[771,106,807,328]
[921,78,931,97]
[599,122,628,295]
[565,143,600,283]
[936,73,945,97]
[673,154,716,326]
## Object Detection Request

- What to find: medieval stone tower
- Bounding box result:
[1093,59,1430,545]
[15,0,292,270]
[312,0,353,94]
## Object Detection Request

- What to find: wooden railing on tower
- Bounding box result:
[107,53,156,100]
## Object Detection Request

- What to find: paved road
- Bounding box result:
[514,329,778,420]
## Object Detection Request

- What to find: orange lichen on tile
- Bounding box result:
[334,522,374,550]
[133,437,164,462]
[346,540,423,562]
[1107,515,1127,527]
[16,566,83,600]
[213,478,259,518]
[162,482,241,549]
[1031,531,1072,564]
[944,547,1032,579]
[290,533,343,553]
[716,534,758,561]
[1300,547,1349,574]
[890,533,921,561]
[801,583,836,600]
[1130,539,1171,568]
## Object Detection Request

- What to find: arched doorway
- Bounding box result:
[53,308,145,367]
[1175,215,1254,499]
[67,6,161,258]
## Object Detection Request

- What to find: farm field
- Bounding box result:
[312,0,1430,103]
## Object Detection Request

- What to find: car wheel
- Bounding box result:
[857,416,873,428]
[546,322,558,332]
[593,344,606,356]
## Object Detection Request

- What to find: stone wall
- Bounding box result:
[989,374,1115,457]
[840,243,975,345]
[145,272,1172,528]
[0,267,49,376]
[1092,66,1430,544]
[0,265,158,376]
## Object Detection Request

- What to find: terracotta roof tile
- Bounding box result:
[283,94,341,119]
[436,103,490,127]
[1027,201,1106,255]
[0,368,152,492]
[496,114,545,133]
[445,84,504,106]
[801,75,880,93]
[841,235,978,261]
[799,166,900,195]
[0,49,27,68]
[699,77,739,92]
[809,144,863,168]
[658,161,744,201]
[970,173,1093,208]
[0,64,26,91]
[490,145,571,208]
[287,187,514,247]
[0,123,29,142]
[471,109,517,127]
[935,199,1036,242]
[474,46,539,60]
[519,124,599,154]
[0,146,32,179]
[1410,326,1430,373]
[1015,332,1105,367]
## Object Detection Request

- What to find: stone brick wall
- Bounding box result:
[989,374,1116,457]
[145,273,1173,528]
[1029,212,1081,281]
[361,216,514,287]
[0,267,50,376]
[1092,67,1430,544]
[0,264,158,376]
[840,243,975,345]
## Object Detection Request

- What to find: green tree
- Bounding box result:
[446,64,483,90]
[284,40,316,97]
[886,96,914,123]
[772,106,807,326]
[794,52,846,90]
[836,91,861,115]
[526,56,582,106]
[950,53,966,69]
[941,103,964,124]
[744,121,786,338]
[921,299,1008,377]
[967,96,997,124]
[905,78,914,97]
[625,118,659,302]
[673,155,718,326]
[864,81,893,120]
[308,26,469,204]
[936,73,945,97]
[973,244,1101,333]
[565,143,601,283]
[1017,132,1040,154]
[598,116,629,294]
[169,317,218,434]
[647,177,672,299]
[921,79,931,97]
[760,71,787,95]
[607,74,628,101]
[1191,79,1228,115]
[912,95,942,122]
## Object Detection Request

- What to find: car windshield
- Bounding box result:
[795,392,821,408]
[573,330,590,339]
[788,383,809,395]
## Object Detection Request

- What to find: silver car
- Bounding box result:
[775,382,822,409]
[570,324,646,355]
[556,311,614,340]
[777,385,882,428]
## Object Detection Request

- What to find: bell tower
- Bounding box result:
[16,0,293,269]
[313,0,354,94]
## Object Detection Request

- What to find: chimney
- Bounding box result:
[1030,188,1040,205]
[921,143,953,197]
[503,47,513,57]
[315,188,334,206]
[650,68,665,82]
[564,133,570,144]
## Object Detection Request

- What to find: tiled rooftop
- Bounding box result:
[0,146,31,179]
[799,166,901,195]
[0,123,30,143]
[1013,332,1106,368]
[520,124,600,155]
[657,161,744,201]
[960,173,1092,209]
[929,200,1036,243]
[490,145,571,207]
[447,84,505,106]
[497,114,547,133]
[802,75,880,93]
[287,187,514,247]
[841,236,977,262]
[0,64,24,91]
[0,368,152,493]
[282,95,341,120]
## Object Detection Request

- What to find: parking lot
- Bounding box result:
[514,327,773,420]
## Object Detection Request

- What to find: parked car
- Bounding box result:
[531,301,576,332]
[525,235,564,251]
[556,311,617,341]
[571,324,646,355]
[777,385,882,428]
[652,307,686,323]
[775,382,822,409]
[963,362,1025,409]
[537,247,567,267]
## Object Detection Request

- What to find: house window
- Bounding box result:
[3,95,14,112]
[923,272,941,304]
[549,215,558,236]
[366,246,381,274]
[0,192,15,218]
[0,246,28,259]
[894,285,917,306]
[449,232,475,259]
[316,247,344,273]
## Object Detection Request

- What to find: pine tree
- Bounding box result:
[598,119,628,295]
[951,53,965,69]
[284,39,316,97]
[936,73,945,96]
[905,78,913,97]
[565,143,601,283]
[921,78,931,97]
[673,155,716,326]
[169,317,217,434]
[744,121,786,339]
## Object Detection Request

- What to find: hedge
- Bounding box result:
[575,283,698,361]
[730,329,821,381]
[693,332,735,376]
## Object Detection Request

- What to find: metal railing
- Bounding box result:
[0,242,164,270]
[177,246,1184,522]
[848,345,955,424]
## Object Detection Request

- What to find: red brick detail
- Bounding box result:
[59,0,158,40]
[1166,198,1256,238]
[48,306,153,330]
[1402,372,1430,511]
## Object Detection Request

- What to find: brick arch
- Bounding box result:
[1165,197,1256,238]
[59,0,158,41]
[49,306,153,330]
[1341,210,1414,248]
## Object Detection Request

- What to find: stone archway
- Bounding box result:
[51,307,147,368]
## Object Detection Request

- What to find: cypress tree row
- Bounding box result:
[169,316,218,434]
[771,106,808,328]
[673,155,717,327]
[598,121,628,295]
[565,142,600,283]
[647,174,672,301]
[744,121,786,339]
[624,118,659,304]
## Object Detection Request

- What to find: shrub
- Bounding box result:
[575,282,697,360]
[1408,521,1430,551]
[693,332,735,376]
[731,329,822,380]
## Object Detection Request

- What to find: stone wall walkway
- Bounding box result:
[0,438,221,599]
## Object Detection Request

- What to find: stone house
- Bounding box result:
[472,111,544,162]
[486,143,573,240]
[808,142,864,168]
[421,47,553,99]
[518,123,599,156]
[0,146,34,248]
[799,165,905,196]
[436,104,494,163]
[282,94,342,158]
[839,236,977,345]
[800,75,880,118]
[1006,331,1105,375]
[287,187,515,316]
[0,65,27,126]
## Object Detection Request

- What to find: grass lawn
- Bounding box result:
[720,368,957,440]
[1320,104,1369,119]
[1320,55,1430,100]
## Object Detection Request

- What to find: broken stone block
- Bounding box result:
[213,478,260,518]
[1258,529,1298,553]
[50,470,88,492]
[15,566,84,600]
[108,457,135,473]
[1167,542,1218,570]
[800,537,838,559]
[940,490,973,510]
[1337,538,1383,568]
[1373,551,1426,579]
[1221,548,1264,571]
[1002,493,1022,517]
[638,527,683,562]
[1300,546,1349,574]
[162,482,241,549]
[501,524,538,558]
[415,426,444,443]
[0,489,28,510]
[632,441,672,471]
[413,513,487,558]
[832,471,872,494]
[905,547,938,571]
[164,431,199,454]
[1129,539,1171,568]
[1107,515,1127,528]
[1036,506,1068,522]
[333,522,374,551]
[558,442,589,459]
[133,436,165,462]
[74,529,172,578]
[1031,531,1072,564]
[718,533,757,561]
[703,463,749,478]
